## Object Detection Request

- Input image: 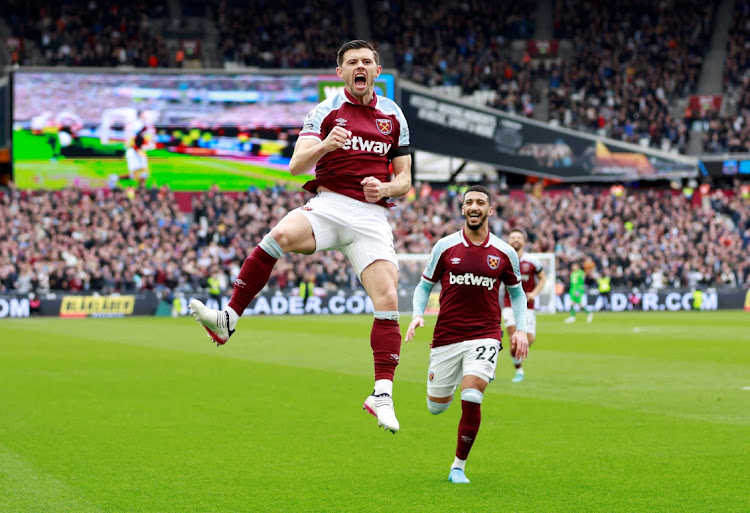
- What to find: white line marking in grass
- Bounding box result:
[742,387,750,391]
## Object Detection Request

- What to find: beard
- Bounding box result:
[465,212,487,231]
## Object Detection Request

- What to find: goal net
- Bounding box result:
[396,252,557,315]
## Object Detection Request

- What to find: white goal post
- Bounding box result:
[396,252,557,314]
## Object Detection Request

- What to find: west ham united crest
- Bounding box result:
[428,371,434,382]
[487,255,500,270]
[376,118,392,135]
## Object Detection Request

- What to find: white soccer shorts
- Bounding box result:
[426,338,500,398]
[297,191,397,277]
[502,307,537,336]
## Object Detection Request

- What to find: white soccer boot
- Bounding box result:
[363,393,400,434]
[189,299,235,346]
[563,316,576,324]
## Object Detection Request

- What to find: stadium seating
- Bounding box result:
[2,0,170,67]
[1,183,747,294]
[549,0,715,154]
[701,0,750,153]
[2,0,750,297]
[369,0,537,117]
[217,0,356,68]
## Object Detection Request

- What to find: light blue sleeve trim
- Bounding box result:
[378,97,410,146]
[508,284,528,332]
[412,278,435,318]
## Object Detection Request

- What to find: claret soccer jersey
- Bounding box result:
[503,253,544,309]
[298,89,410,207]
[421,229,522,347]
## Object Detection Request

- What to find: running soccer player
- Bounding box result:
[564,261,593,323]
[189,40,411,434]
[405,185,529,483]
[110,129,150,188]
[502,229,546,383]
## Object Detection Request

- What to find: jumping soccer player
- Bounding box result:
[405,186,529,483]
[189,40,411,434]
[564,261,593,323]
[502,229,546,383]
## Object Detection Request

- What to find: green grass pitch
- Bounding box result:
[0,311,748,512]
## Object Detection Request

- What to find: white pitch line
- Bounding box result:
[742,387,750,391]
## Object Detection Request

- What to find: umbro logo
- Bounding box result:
[390,353,400,363]
[335,118,347,126]
[235,279,246,288]
[451,257,461,265]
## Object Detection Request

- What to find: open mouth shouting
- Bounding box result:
[354,71,367,90]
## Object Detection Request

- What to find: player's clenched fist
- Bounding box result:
[361,176,388,203]
[323,126,352,152]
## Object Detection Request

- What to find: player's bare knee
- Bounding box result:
[369,285,398,312]
[372,295,398,313]
[267,226,291,250]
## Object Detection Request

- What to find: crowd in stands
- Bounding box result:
[0,187,190,294]
[3,0,171,67]
[2,182,748,297]
[5,0,750,153]
[2,2,750,304]
[702,0,750,153]
[546,0,714,154]
[217,0,355,68]
[369,0,537,117]
[373,0,723,151]
[494,183,750,290]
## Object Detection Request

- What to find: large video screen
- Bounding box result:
[12,71,396,191]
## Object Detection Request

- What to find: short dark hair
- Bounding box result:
[337,40,379,67]
[509,229,527,239]
[463,185,491,205]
